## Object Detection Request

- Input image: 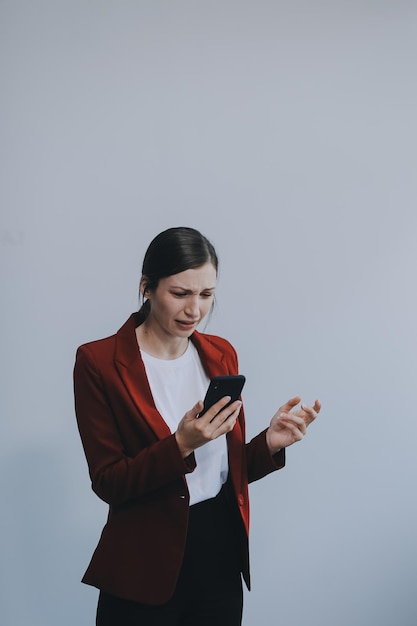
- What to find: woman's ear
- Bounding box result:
[140,275,151,299]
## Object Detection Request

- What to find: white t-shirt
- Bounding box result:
[140,341,229,505]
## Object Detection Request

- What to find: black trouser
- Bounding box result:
[96,487,243,626]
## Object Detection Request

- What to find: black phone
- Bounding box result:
[198,375,246,418]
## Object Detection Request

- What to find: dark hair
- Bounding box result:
[137,227,218,323]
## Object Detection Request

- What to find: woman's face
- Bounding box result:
[143,262,217,341]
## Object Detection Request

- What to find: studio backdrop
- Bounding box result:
[1,2,416,625]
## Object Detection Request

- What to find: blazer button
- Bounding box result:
[238,494,245,506]
[180,495,186,499]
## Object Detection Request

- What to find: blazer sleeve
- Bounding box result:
[74,345,196,507]
[246,429,285,483]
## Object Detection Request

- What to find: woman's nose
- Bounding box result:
[185,296,199,317]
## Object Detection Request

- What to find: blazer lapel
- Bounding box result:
[114,314,172,440]
[190,331,229,378]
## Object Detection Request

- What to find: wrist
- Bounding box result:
[266,429,282,456]
[175,431,194,459]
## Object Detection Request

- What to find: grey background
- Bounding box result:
[1,1,416,625]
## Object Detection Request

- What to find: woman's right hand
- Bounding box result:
[175,397,242,458]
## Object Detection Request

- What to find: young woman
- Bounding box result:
[74,226,321,626]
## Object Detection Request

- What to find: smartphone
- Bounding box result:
[198,375,246,418]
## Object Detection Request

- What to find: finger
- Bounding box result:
[211,399,242,425]
[313,399,322,413]
[278,414,305,441]
[279,412,307,433]
[189,400,204,419]
[198,395,232,422]
[279,396,302,413]
[300,400,321,423]
[212,402,241,435]
[301,400,321,415]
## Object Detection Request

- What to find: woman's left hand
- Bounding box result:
[265,396,321,455]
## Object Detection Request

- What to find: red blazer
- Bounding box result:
[74,313,285,604]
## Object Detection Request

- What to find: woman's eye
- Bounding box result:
[172,292,213,299]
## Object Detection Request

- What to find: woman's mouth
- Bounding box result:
[175,320,198,329]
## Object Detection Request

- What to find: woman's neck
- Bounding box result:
[135,323,189,360]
